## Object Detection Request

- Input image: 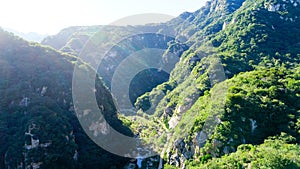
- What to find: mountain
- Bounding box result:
[134,0,300,168]
[3,28,47,42]
[41,26,102,55]
[0,28,133,169]
[9,0,300,168]
[41,24,178,56]
[132,0,300,168]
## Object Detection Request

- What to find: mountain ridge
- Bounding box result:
[3,27,48,42]
[1,0,300,168]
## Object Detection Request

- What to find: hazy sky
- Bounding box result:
[0,0,207,35]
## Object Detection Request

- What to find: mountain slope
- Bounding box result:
[186,138,300,168]
[0,29,132,169]
[38,0,300,168]
[126,0,300,168]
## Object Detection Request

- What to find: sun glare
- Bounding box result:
[0,0,206,34]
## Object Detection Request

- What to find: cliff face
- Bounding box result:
[129,0,300,168]
[163,0,300,168]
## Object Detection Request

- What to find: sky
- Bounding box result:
[0,0,207,35]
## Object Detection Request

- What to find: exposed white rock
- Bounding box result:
[25,145,32,150]
[176,106,184,114]
[41,86,47,96]
[250,119,257,133]
[169,154,181,167]
[83,109,91,116]
[70,130,75,142]
[40,142,51,148]
[25,124,51,150]
[25,132,33,137]
[73,150,79,161]
[31,162,42,169]
[268,4,275,11]
[268,4,280,12]
[63,99,67,105]
[31,137,40,148]
[222,21,229,30]
[225,70,231,74]
[65,135,69,141]
[283,4,286,9]
[89,119,109,136]
[19,97,30,107]
[25,137,40,150]
[276,4,281,10]
[213,116,222,124]
[168,115,180,129]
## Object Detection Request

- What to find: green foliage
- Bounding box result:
[187,139,300,169]
[121,1,300,168]
[0,29,131,169]
[6,0,300,168]
[164,164,178,169]
[182,66,300,159]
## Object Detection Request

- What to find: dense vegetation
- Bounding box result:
[0,29,132,169]
[117,0,300,168]
[187,137,300,168]
[2,0,300,168]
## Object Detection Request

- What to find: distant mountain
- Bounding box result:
[41,24,177,56]
[41,26,102,55]
[3,27,48,42]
